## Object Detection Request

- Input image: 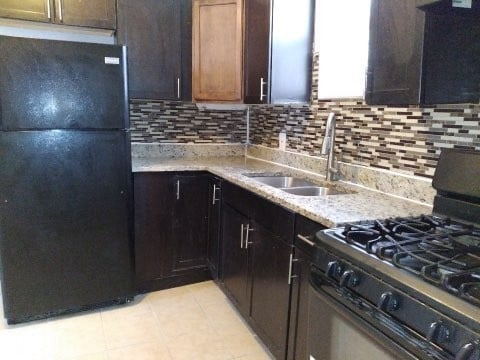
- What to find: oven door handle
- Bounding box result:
[310,266,452,360]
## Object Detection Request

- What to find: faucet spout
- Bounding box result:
[321,112,338,181]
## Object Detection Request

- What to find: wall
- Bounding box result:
[130,100,247,144]
[130,53,480,179]
[249,54,480,179]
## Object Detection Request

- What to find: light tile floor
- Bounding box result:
[0,281,274,360]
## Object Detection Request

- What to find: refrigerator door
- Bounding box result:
[0,130,134,323]
[0,36,127,131]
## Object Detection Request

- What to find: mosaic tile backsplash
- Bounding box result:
[130,53,480,179]
[249,54,480,179]
[130,100,247,144]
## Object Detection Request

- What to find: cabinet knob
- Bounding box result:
[427,320,450,344]
[378,291,400,312]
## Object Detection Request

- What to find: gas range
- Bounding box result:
[311,149,480,360]
[334,215,480,307]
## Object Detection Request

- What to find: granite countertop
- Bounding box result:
[133,156,432,228]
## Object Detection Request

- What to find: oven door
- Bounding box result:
[308,265,451,360]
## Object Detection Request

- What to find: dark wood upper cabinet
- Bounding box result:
[0,0,116,29]
[244,0,314,104]
[366,0,425,105]
[60,0,116,29]
[421,7,480,104]
[0,0,52,22]
[117,0,192,100]
[243,0,270,104]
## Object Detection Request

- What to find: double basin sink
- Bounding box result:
[245,174,351,197]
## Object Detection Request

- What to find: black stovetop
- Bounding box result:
[330,215,480,307]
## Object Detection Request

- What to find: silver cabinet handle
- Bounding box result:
[259,77,267,102]
[297,234,315,247]
[58,0,63,21]
[240,224,244,249]
[46,0,51,19]
[245,224,254,249]
[212,184,221,205]
[177,77,181,99]
[176,180,180,200]
[288,253,299,285]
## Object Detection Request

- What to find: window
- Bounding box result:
[315,0,371,99]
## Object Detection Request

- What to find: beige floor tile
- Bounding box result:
[167,334,232,360]
[102,312,163,350]
[0,320,51,360]
[233,350,274,360]
[46,311,107,359]
[155,302,212,340]
[108,341,171,360]
[101,295,152,323]
[221,332,266,358]
[61,351,110,360]
[147,286,199,316]
[187,282,229,308]
[0,281,271,360]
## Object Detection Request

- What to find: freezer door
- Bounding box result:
[0,131,134,322]
[0,36,127,130]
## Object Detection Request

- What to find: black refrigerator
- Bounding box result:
[0,36,134,324]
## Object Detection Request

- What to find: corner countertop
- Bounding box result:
[132,156,432,228]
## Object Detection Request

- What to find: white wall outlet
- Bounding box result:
[279,131,287,151]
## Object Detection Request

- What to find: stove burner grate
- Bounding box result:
[339,215,480,306]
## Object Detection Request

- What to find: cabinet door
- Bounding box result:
[366,0,424,105]
[422,10,480,104]
[0,0,52,22]
[169,174,209,275]
[59,0,116,29]
[192,0,243,102]
[221,204,250,315]
[207,176,222,279]
[250,222,292,360]
[243,0,270,104]
[117,0,191,100]
[287,247,312,360]
[134,173,175,289]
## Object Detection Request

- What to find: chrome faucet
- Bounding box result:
[321,112,338,181]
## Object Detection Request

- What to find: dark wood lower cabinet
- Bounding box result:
[133,172,210,292]
[220,181,296,359]
[221,204,251,316]
[207,176,222,279]
[250,222,292,360]
[288,215,326,360]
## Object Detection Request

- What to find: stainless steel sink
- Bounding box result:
[246,174,352,196]
[247,176,316,188]
[281,186,346,196]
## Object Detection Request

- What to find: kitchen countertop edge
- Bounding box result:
[132,156,432,228]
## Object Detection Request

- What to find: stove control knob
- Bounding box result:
[339,269,360,287]
[427,320,450,344]
[326,261,343,278]
[378,292,400,312]
[456,340,480,360]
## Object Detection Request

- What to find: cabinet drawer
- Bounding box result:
[223,181,294,243]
